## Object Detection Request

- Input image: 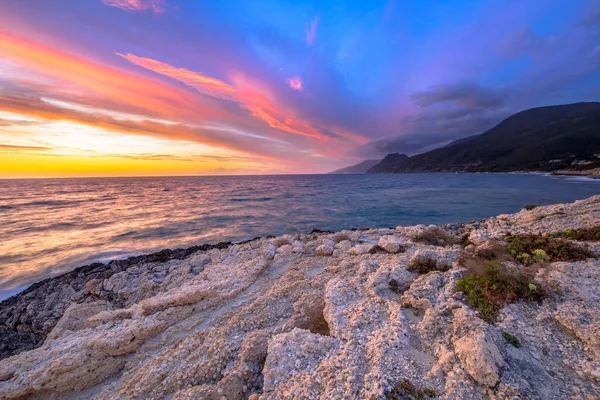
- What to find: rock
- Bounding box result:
[263,243,277,259]
[454,332,505,387]
[410,247,461,268]
[46,301,112,343]
[348,243,375,255]
[262,328,340,394]
[316,244,334,256]
[0,196,599,399]
[291,240,304,253]
[378,235,405,253]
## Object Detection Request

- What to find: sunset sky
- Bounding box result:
[1,0,599,177]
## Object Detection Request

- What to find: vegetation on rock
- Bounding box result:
[385,378,437,400]
[506,234,594,263]
[502,331,523,348]
[407,257,451,274]
[549,226,600,241]
[412,226,461,247]
[455,261,546,322]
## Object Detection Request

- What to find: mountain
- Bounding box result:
[365,153,410,173]
[367,102,600,173]
[329,159,381,174]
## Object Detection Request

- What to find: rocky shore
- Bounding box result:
[1,196,599,399]
[550,168,600,179]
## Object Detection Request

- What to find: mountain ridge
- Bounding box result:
[366,102,600,173]
[329,159,381,174]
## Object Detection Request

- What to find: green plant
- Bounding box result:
[516,252,531,264]
[502,331,523,348]
[550,226,600,241]
[389,279,400,293]
[454,262,546,322]
[523,204,538,211]
[407,257,451,274]
[386,379,437,400]
[506,234,594,263]
[531,249,548,263]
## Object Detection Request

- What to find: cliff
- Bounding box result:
[1,197,599,399]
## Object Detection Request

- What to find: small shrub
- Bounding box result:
[515,252,531,265]
[502,331,523,348]
[413,227,461,247]
[408,257,451,274]
[386,378,437,400]
[474,240,509,260]
[506,234,594,263]
[454,262,546,322]
[550,226,600,241]
[523,204,538,211]
[389,279,400,293]
[531,249,548,263]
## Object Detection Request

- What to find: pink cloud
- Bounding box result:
[102,0,165,14]
[120,53,324,140]
[286,76,303,91]
[306,17,319,46]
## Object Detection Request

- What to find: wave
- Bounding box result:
[17,199,85,208]
[229,197,272,202]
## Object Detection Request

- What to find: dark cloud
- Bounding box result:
[355,89,514,158]
[355,132,459,158]
[410,82,505,109]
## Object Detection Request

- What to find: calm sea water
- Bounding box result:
[0,173,598,300]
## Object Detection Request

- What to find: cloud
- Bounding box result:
[0,143,51,152]
[410,82,505,109]
[102,0,165,14]
[579,9,600,26]
[306,17,319,46]
[286,76,303,91]
[208,166,260,175]
[593,46,600,62]
[117,53,237,100]
[0,32,221,122]
[356,132,461,158]
[121,53,324,139]
[355,84,514,158]
[498,27,545,59]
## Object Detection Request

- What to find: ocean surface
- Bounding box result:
[0,173,598,300]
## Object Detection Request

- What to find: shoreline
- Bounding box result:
[0,196,599,399]
[3,171,598,303]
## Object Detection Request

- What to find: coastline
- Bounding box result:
[0,196,599,399]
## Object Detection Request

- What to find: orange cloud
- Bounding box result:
[306,17,319,46]
[102,0,165,13]
[120,53,324,140]
[286,76,303,91]
[0,32,223,122]
[118,53,237,100]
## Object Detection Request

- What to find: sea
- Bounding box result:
[0,173,598,300]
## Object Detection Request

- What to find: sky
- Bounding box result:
[0,0,599,177]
